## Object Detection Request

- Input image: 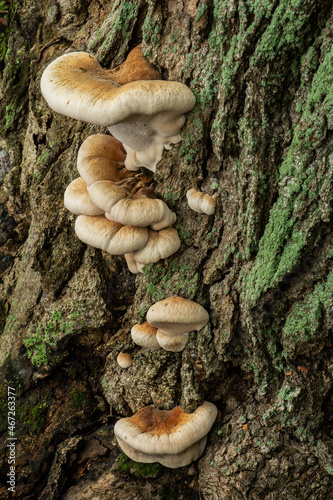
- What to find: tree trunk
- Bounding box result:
[1,0,333,498]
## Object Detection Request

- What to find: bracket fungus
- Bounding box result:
[41,46,196,171]
[114,401,217,468]
[186,188,217,215]
[64,177,104,216]
[74,215,149,255]
[76,134,132,185]
[88,180,176,230]
[131,228,181,265]
[147,296,209,336]
[155,330,189,352]
[131,322,161,350]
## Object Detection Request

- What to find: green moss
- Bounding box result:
[115,452,161,478]
[91,1,141,58]
[24,310,79,367]
[143,260,199,301]
[19,397,49,434]
[69,389,88,408]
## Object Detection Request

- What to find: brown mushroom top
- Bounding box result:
[114,401,217,455]
[77,134,132,185]
[108,45,161,84]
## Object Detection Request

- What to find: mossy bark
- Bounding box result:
[1,0,333,498]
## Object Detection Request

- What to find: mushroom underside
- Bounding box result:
[116,435,207,469]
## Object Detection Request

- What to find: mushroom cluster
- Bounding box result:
[64,133,180,269]
[114,401,217,468]
[41,46,193,269]
[41,46,196,172]
[131,296,209,352]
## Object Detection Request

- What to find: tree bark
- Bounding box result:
[1,0,333,498]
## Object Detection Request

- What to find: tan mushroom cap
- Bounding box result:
[88,180,128,214]
[155,330,188,352]
[131,322,161,350]
[107,45,161,84]
[88,180,176,229]
[117,352,133,368]
[108,196,176,230]
[131,228,181,264]
[41,48,195,171]
[147,296,209,335]
[64,177,104,216]
[74,215,148,255]
[77,134,133,185]
[186,188,216,215]
[114,401,217,468]
[124,253,146,274]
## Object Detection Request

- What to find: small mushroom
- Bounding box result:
[117,352,133,368]
[144,296,209,352]
[74,215,148,255]
[77,134,133,185]
[131,322,161,350]
[114,401,218,468]
[124,253,145,274]
[186,188,216,215]
[41,46,196,172]
[147,296,209,336]
[88,180,176,230]
[155,330,188,352]
[131,228,181,265]
[64,177,104,216]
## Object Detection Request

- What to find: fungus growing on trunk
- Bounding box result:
[147,296,209,336]
[117,352,133,369]
[88,180,176,229]
[74,215,148,255]
[41,46,195,172]
[186,188,217,215]
[76,134,132,185]
[144,296,209,352]
[114,401,217,468]
[64,177,104,216]
[131,322,161,350]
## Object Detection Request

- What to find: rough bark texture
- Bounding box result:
[1,0,333,498]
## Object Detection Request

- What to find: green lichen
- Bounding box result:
[243,42,333,302]
[143,260,199,301]
[91,0,141,60]
[24,310,79,367]
[282,269,333,356]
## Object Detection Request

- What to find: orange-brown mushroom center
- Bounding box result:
[129,406,191,435]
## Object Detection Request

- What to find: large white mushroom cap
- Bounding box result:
[114,401,217,468]
[41,48,195,171]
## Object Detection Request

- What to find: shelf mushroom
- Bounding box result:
[114,401,217,468]
[74,215,149,255]
[77,134,133,185]
[145,296,209,352]
[131,322,161,350]
[186,188,216,215]
[88,180,176,230]
[41,46,196,172]
[64,177,104,216]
